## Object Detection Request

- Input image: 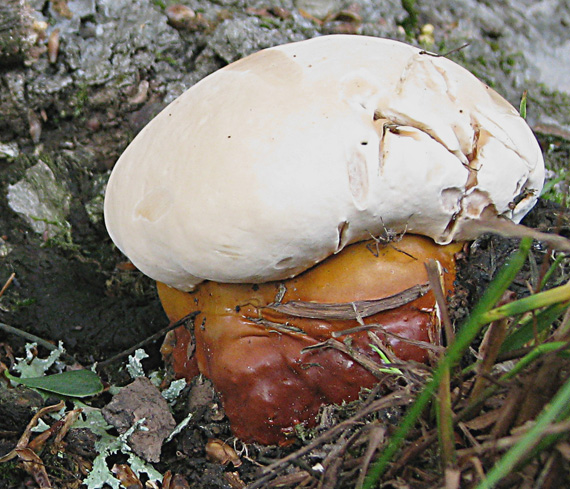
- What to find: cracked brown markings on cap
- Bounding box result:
[464,189,497,217]
[464,126,487,190]
[441,127,498,237]
[388,56,455,155]
[440,187,463,215]
[372,113,392,176]
[440,123,488,240]
[335,220,350,253]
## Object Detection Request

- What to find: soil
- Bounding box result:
[1,0,570,488]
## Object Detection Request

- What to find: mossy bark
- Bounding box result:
[0,0,34,66]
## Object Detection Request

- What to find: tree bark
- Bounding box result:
[0,0,34,66]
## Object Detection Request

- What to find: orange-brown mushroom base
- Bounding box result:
[159,235,461,445]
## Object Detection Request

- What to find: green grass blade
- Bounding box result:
[539,253,567,291]
[474,375,570,489]
[500,303,567,353]
[481,281,570,324]
[501,342,568,382]
[540,174,566,199]
[362,238,532,488]
[455,341,568,423]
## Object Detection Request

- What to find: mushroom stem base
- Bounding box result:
[159,235,461,445]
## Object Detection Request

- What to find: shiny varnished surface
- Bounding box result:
[159,236,460,444]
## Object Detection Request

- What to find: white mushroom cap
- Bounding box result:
[104,35,544,291]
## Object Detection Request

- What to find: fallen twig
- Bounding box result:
[267,283,429,320]
[0,322,76,364]
[457,418,570,460]
[97,311,198,368]
[0,272,15,298]
[246,389,414,489]
[302,338,393,379]
[356,426,386,489]
[332,324,444,354]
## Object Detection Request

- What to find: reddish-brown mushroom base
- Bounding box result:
[159,235,461,445]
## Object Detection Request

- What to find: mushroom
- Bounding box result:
[104,35,544,444]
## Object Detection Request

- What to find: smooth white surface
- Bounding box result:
[104,35,545,291]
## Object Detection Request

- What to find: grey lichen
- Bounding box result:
[6,160,72,239]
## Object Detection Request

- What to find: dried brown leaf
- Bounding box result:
[0,400,65,463]
[27,421,61,454]
[111,463,143,489]
[162,470,173,489]
[54,408,82,446]
[16,447,51,489]
[205,439,242,467]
